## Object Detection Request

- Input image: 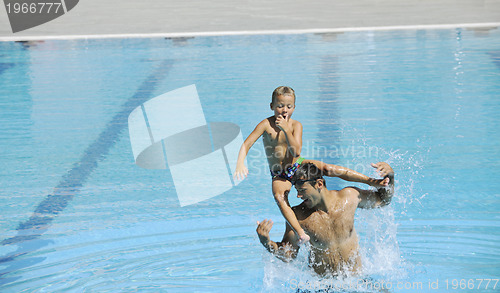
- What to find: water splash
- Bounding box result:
[260,133,429,292]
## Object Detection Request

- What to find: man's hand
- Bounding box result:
[256,219,273,247]
[371,162,394,180]
[256,219,299,261]
[275,115,291,133]
[357,162,395,209]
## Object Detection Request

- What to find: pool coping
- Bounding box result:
[1,22,499,42]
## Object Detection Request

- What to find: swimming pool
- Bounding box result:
[0,27,499,292]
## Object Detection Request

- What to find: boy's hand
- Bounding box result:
[234,164,249,181]
[276,115,291,133]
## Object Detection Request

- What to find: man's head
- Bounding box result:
[292,163,326,208]
[270,86,296,121]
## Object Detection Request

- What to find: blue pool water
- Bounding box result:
[0,27,499,292]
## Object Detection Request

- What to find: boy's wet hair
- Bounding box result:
[272,86,296,104]
[292,162,326,187]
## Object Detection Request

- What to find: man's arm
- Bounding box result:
[307,160,389,188]
[256,219,299,262]
[353,162,395,209]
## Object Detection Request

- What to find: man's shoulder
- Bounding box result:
[336,187,364,208]
[337,187,361,198]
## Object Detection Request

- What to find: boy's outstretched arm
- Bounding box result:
[234,120,266,180]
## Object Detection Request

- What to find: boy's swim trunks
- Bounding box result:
[270,157,305,182]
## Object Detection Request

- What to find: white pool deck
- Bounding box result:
[0,0,499,40]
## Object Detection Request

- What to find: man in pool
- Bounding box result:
[256,162,395,277]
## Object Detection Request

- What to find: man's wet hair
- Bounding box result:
[292,162,326,187]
